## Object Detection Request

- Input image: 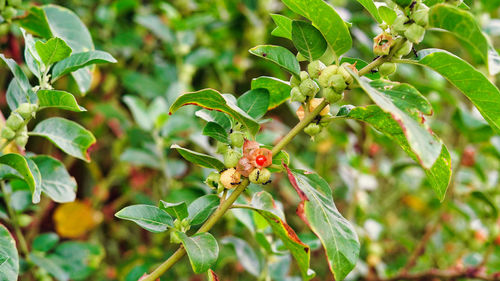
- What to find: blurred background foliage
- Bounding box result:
[2,0,500,280]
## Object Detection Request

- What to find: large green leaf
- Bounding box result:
[35,37,72,66]
[291,21,328,61]
[270,14,292,39]
[0,154,42,204]
[174,231,219,274]
[16,6,53,39]
[356,0,382,22]
[337,105,451,201]
[350,72,442,169]
[237,88,270,119]
[169,89,260,136]
[249,45,301,77]
[403,49,500,134]
[31,156,77,203]
[0,224,19,281]
[187,194,220,225]
[115,205,173,233]
[31,117,96,162]
[202,122,229,143]
[281,0,352,58]
[378,6,397,25]
[285,167,359,281]
[251,76,291,110]
[37,90,86,112]
[51,51,117,82]
[171,144,225,171]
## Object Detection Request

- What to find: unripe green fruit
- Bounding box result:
[404,23,426,44]
[338,65,354,85]
[318,65,338,88]
[1,127,15,140]
[15,135,28,148]
[216,141,229,154]
[308,60,326,79]
[224,149,241,168]
[16,103,34,119]
[205,172,220,189]
[290,75,301,87]
[249,168,271,184]
[2,6,16,20]
[170,230,182,244]
[290,86,306,102]
[6,113,24,130]
[299,71,309,81]
[304,123,321,137]
[392,15,409,35]
[181,218,190,229]
[329,74,347,93]
[395,40,413,57]
[322,87,344,104]
[8,0,21,7]
[379,62,397,77]
[299,78,319,97]
[394,0,412,7]
[230,132,244,148]
[412,5,429,27]
[249,169,260,184]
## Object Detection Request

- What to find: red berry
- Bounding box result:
[256,155,267,166]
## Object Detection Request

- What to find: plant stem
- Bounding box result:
[1,181,30,258]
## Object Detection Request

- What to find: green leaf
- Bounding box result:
[222,237,261,277]
[51,51,117,82]
[251,76,291,110]
[30,253,69,281]
[52,242,103,280]
[16,6,53,38]
[0,54,34,98]
[32,233,59,252]
[428,4,497,74]
[174,231,219,274]
[21,29,42,80]
[171,144,225,171]
[159,200,188,220]
[6,80,37,112]
[356,0,382,22]
[35,37,72,66]
[202,122,229,143]
[337,105,451,201]
[0,154,42,204]
[31,156,77,203]
[237,88,270,119]
[43,4,95,93]
[123,95,152,130]
[188,194,220,225]
[378,6,397,25]
[115,205,173,233]
[270,14,292,39]
[404,49,500,134]
[249,45,300,77]
[0,224,19,281]
[195,109,232,130]
[120,148,162,170]
[285,167,359,281]
[349,72,442,169]
[281,0,352,57]
[37,90,86,112]
[31,117,96,162]
[169,89,260,136]
[291,21,328,61]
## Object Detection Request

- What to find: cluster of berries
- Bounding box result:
[0,0,22,34]
[1,103,37,148]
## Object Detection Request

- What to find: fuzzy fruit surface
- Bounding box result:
[304,123,321,137]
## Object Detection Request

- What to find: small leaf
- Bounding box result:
[120,147,162,170]
[285,167,360,281]
[237,88,270,119]
[175,231,219,274]
[0,154,41,203]
[251,76,291,110]
[35,37,72,66]
[31,117,96,162]
[17,6,53,38]
[270,14,292,39]
[159,200,188,220]
[356,0,382,22]
[222,237,261,277]
[249,45,300,77]
[37,90,86,112]
[32,233,59,252]
[171,144,225,171]
[281,0,352,57]
[6,80,37,112]
[170,89,260,136]
[378,6,397,25]
[51,50,117,82]
[31,156,77,203]
[123,95,152,130]
[291,21,328,61]
[0,224,19,281]
[195,109,232,130]
[0,54,34,98]
[29,253,69,281]
[202,122,229,143]
[188,194,220,225]
[21,29,42,80]
[115,205,173,233]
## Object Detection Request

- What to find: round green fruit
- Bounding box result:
[6,113,24,130]
[230,132,244,148]
[318,65,339,88]
[304,123,321,137]
[322,87,344,104]
[308,60,326,79]
[404,23,426,44]
[379,62,397,77]
[290,86,306,103]
[224,149,241,168]
[1,127,15,140]
[299,78,320,97]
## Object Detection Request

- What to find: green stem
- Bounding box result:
[1,181,30,258]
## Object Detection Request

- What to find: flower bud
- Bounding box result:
[205,172,221,189]
[395,40,413,57]
[379,62,397,77]
[170,230,182,244]
[299,78,320,97]
[216,141,229,154]
[290,75,301,87]
[181,218,191,229]
[299,71,309,81]
[1,127,15,140]
[6,113,24,131]
[219,168,241,189]
[304,123,321,137]
[308,60,326,79]
[16,103,34,119]
[230,131,244,148]
[412,4,429,27]
[404,23,426,44]
[224,149,241,168]
[338,65,354,85]
[15,134,28,148]
[392,15,409,35]
[322,87,344,104]
[329,74,347,93]
[318,65,338,88]
[2,6,16,20]
[290,86,306,103]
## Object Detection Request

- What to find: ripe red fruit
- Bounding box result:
[256,155,267,166]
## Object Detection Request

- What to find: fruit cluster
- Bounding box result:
[0,103,37,148]
[0,0,21,31]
